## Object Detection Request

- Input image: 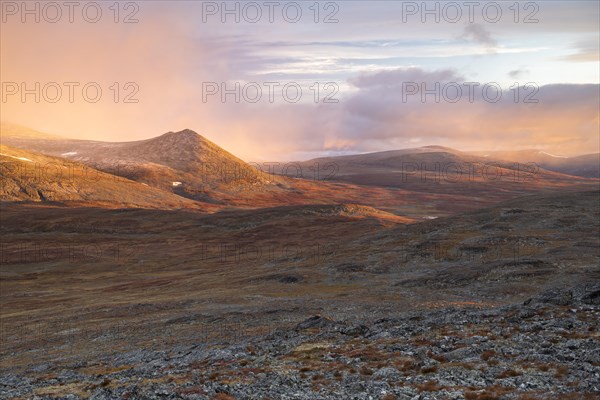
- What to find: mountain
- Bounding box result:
[293,146,598,195]
[3,125,597,218]
[0,144,215,210]
[0,127,492,216]
[470,149,600,178]
[1,128,280,203]
[0,127,472,217]
[2,126,598,398]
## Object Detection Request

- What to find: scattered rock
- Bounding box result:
[341,324,370,337]
[295,315,335,330]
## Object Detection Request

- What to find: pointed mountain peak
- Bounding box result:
[159,129,205,140]
[150,129,215,149]
[132,128,251,171]
[173,128,200,137]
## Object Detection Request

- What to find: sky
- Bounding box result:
[1,0,599,161]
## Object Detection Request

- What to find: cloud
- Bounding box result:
[460,24,497,53]
[1,2,598,160]
[202,69,599,160]
[560,38,600,62]
[349,68,464,89]
[242,70,599,159]
[508,69,529,79]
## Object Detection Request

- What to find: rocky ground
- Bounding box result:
[2,285,598,400]
[2,191,598,399]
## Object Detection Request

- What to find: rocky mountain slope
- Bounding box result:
[0,145,213,210]
[2,127,276,203]
[5,287,596,399]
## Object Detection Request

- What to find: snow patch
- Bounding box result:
[539,151,568,159]
[172,181,182,187]
[0,153,33,162]
[61,152,78,156]
[423,216,438,220]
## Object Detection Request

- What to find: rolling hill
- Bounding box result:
[470,149,600,178]
[292,145,598,194]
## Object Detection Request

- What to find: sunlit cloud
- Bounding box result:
[1,1,598,160]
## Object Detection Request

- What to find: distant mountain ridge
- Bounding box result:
[2,124,597,216]
[294,145,598,187]
[470,149,600,178]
